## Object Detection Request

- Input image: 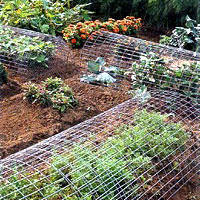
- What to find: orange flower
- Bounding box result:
[113,27,119,33]
[71,38,77,44]
[89,35,94,40]
[122,26,128,32]
[80,28,86,33]
[81,34,87,39]
[134,25,138,30]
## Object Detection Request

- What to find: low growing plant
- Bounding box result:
[0,62,7,86]
[0,110,190,199]
[130,52,200,102]
[0,26,55,68]
[24,77,78,112]
[63,16,142,48]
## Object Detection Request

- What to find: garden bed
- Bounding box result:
[0,54,131,158]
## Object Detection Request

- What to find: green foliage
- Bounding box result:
[131,52,200,102]
[72,0,198,29]
[0,62,7,86]
[0,0,92,35]
[0,110,189,199]
[160,16,200,52]
[0,26,55,68]
[24,77,78,112]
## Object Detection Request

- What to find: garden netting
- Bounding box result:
[0,31,199,200]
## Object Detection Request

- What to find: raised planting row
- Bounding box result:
[0,62,7,86]
[0,109,192,200]
[0,26,55,68]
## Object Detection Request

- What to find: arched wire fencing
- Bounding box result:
[0,31,199,199]
[0,25,75,73]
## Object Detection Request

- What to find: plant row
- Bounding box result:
[63,16,142,48]
[0,109,189,199]
[0,26,55,68]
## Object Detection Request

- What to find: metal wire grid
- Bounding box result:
[0,25,71,72]
[81,31,200,69]
[0,89,199,200]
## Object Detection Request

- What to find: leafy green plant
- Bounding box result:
[0,26,55,68]
[0,109,189,199]
[0,0,92,35]
[24,77,78,112]
[130,52,200,102]
[160,16,200,52]
[0,62,8,86]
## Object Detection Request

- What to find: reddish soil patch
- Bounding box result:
[0,57,131,158]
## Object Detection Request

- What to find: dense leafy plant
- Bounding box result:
[0,110,189,199]
[0,26,55,68]
[72,0,199,29]
[130,52,200,102]
[63,16,142,48]
[0,62,7,86]
[0,0,92,35]
[160,16,200,52]
[24,77,78,112]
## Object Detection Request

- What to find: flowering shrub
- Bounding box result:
[24,77,78,113]
[63,16,142,48]
[0,62,7,86]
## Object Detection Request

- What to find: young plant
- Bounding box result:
[24,77,78,112]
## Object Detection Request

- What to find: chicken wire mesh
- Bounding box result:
[0,31,199,200]
[0,91,199,200]
[0,25,75,73]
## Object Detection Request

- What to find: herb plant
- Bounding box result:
[0,26,55,68]
[0,110,189,199]
[24,77,78,113]
[0,62,7,86]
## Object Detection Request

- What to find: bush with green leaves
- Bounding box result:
[72,0,199,29]
[0,62,7,86]
[0,26,55,68]
[0,109,189,199]
[0,0,92,35]
[131,52,200,102]
[160,16,200,52]
[24,77,78,112]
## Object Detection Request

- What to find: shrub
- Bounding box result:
[0,109,189,199]
[160,16,200,52]
[0,0,92,35]
[0,26,55,68]
[24,77,78,112]
[63,16,142,48]
[0,62,7,86]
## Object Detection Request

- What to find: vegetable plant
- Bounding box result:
[0,62,7,86]
[0,26,55,68]
[0,109,189,199]
[160,16,200,52]
[0,0,92,35]
[130,52,200,102]
[24,77,78,113]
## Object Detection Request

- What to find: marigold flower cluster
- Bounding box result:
[62,16,142,48]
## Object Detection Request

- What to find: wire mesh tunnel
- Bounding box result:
[0,25,76,73]
[0,32,199,199]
